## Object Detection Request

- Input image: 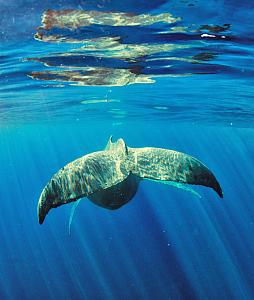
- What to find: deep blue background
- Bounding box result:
[0,123,253,299]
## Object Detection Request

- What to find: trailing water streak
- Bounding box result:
[81,99,120,105]
[28,68,154,87]
[34,33,121,45]
[34,26,193,43]
[146,179,202,199]
[26,55,130,69]
[34,32,92,43]
[68,199,81,236]
[40,9,181,30]
[74,42,192,60]
[26,43,193,65]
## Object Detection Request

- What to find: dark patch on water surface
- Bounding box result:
[192,52,218,62]
[27,55,131,69]
[199,24,231,33]
[0,55,13,63]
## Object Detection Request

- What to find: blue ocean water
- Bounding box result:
[0,1,254,299]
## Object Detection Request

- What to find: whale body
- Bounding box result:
[38,137,223,224]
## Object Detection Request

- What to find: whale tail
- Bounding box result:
[38,138,223,225]
[38,188,51,225]
[38,138,130,224]
[129,147,223,198]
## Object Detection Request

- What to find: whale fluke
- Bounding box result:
[37,137,129,224]
[127,147,223,198]
[38,137,223,224]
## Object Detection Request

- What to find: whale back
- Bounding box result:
[88,173,141,209]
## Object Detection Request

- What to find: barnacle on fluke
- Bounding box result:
[38,137,223,225]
